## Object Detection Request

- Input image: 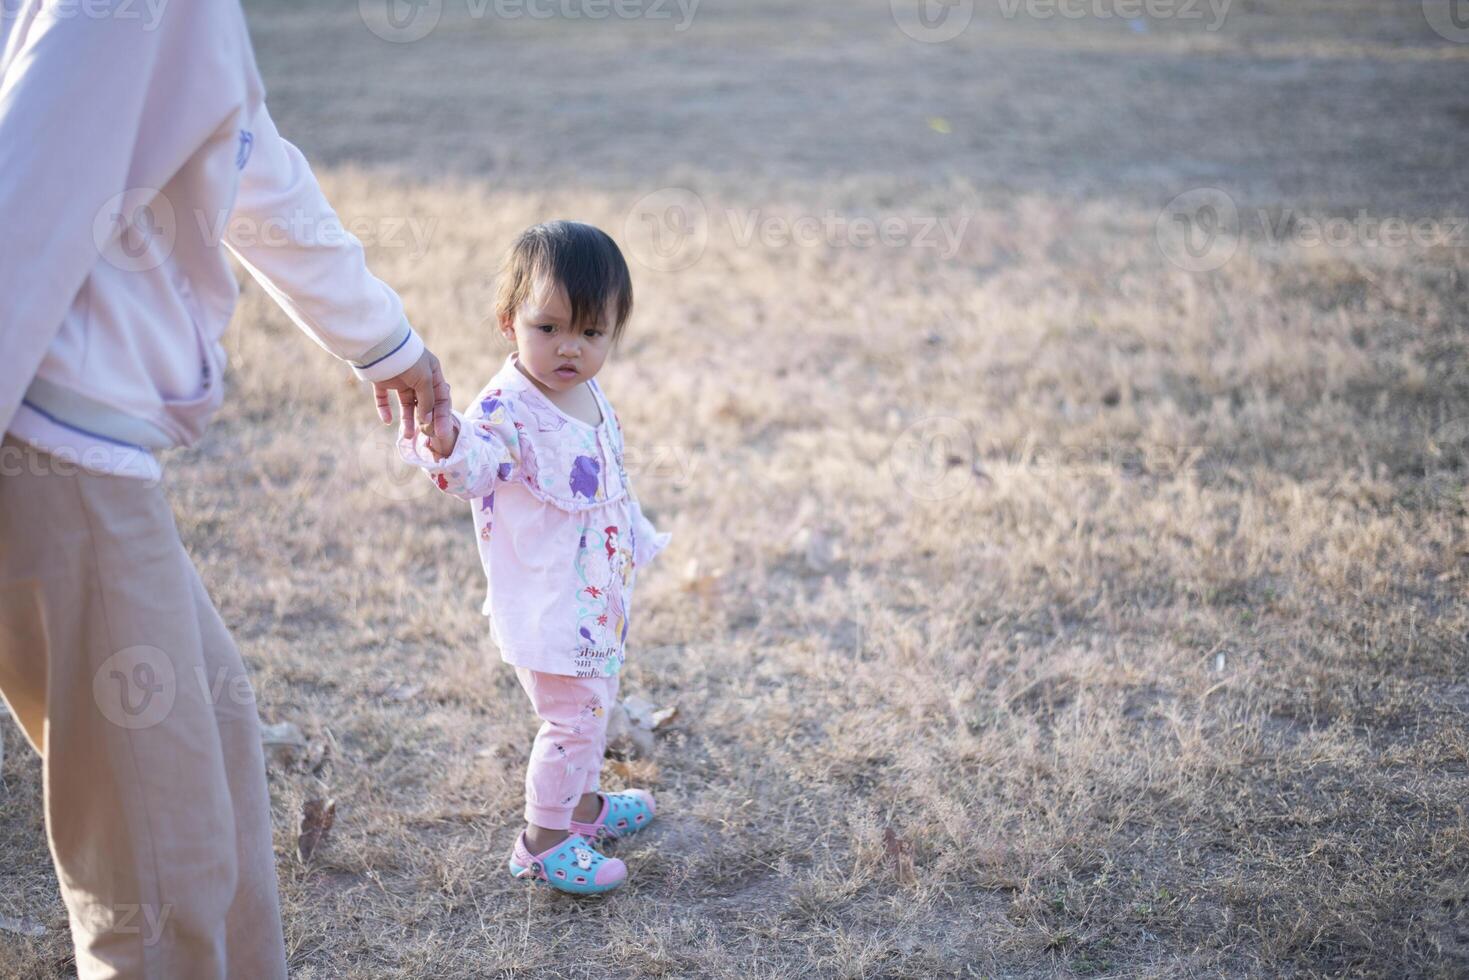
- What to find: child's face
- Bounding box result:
[500,275,615,393]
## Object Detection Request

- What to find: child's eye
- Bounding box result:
[584,329,603,338]
[537,324,555,334]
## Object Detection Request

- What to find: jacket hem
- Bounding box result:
[21,376,175,450]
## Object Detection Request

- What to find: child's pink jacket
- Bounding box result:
[399,352,671,678]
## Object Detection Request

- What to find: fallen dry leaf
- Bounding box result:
[883,826,915,885]
[297,797,336,863]
[605,757,659,786]
[623,695,678,731]
[609,695,678,758]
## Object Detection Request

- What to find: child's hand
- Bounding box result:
[420,415,460,461]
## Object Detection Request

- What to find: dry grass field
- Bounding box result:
[3,1,1468,976]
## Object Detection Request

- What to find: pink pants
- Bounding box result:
[514,667,619,829]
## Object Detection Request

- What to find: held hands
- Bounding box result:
[372,348,457,458]
[419,414,461,461]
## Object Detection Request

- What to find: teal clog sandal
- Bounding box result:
[569,789,657,844]
[508,832,627,895]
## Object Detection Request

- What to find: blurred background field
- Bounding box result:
[2,1,1467,976]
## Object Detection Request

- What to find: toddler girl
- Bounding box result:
[399,221,670,895]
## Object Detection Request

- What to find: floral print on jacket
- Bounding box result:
[399,352,670,677]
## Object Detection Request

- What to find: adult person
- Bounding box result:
[0,1,455,976]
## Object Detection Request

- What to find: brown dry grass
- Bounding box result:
[3,1,1468,977]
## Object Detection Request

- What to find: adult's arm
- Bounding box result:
[224,101,452,446]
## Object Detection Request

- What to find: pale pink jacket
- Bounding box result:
[399,353,671,678]
[0,0,423,479]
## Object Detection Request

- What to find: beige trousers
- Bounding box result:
[0,436,287,979]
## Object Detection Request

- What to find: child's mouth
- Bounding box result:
[555,366,578,377]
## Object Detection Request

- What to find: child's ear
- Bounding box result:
[497,311,516,343]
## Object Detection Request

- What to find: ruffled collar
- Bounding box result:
[493,350,608,432]
[491,351,536,394]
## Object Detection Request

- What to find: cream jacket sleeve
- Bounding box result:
[224,102,424,382]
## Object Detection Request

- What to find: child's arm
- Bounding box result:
[398,404,520,501]
[629,496,673,568]
[608,404,672,568]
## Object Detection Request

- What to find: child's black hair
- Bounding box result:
[495,220,634,346]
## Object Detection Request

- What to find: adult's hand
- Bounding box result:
[373,348,455,455]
